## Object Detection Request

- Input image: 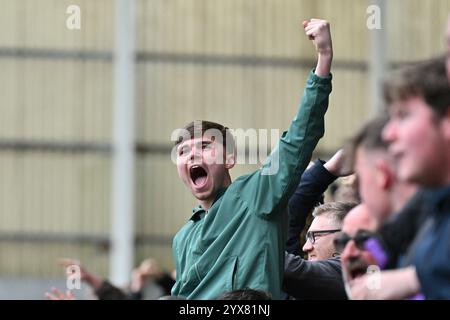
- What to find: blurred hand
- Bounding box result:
[130,258,165,292]
[58,258,88,281]
[347,267,420,300]
[58,258,103,290]
[138,258,163,279]
[45,287,75,300]
[324,149,354,177]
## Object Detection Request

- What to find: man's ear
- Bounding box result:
[224,152,236,169]
[441,108,450,141]
[375,159,393,190]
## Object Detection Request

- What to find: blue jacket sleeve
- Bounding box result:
[286,159,337,255]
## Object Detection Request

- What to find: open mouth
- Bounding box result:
[189,165,208,187]
[349,266,367,279]
[346,259,369,280]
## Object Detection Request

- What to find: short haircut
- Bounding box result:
[217,288,272,300]
[343,116,389,173]
[174,120,235,154]
[312,201,359,228]
[383,55,450,116]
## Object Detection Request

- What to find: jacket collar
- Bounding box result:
[189,186,228,222]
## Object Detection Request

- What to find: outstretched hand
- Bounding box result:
[303,18,333,77]
[324,149,354,177]
[58,258,103,290]
[58,258,89,281]
[346,267,421,300]
[130,258,164,292]
[45,287,75,300]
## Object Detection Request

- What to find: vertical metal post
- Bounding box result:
[110,0,136,286]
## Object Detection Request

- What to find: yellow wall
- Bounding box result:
[0,0,448,278]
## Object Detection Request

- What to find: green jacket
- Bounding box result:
[172,70,332,299]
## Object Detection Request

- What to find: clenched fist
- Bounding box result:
[303,19,333,56]
[303,18,333,77]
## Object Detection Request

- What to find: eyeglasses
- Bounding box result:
[333,229,377,252]
[305,229,341,244]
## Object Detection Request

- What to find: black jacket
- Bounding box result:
[284,160,346,300]
[283,254,347,300]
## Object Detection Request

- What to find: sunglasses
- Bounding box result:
[334,229,389,268]
[305,229,341,244]
[333,229,377,253]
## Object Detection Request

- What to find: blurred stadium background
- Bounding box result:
[0,0,448,298]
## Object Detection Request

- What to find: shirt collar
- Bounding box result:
[190,206,206,222]
[189,186,228,222]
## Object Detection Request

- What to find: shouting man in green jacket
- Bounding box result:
[171,19,334,299]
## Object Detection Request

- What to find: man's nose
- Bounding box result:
[302,240,313,252]
[382,121,396,143]
[342,240,361,258]
[189,147,202,162]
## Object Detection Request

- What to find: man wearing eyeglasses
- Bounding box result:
[301,203,352,261]
[283,201,357,300]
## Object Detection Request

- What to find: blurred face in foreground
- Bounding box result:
[382,97,450,187]
[339,204,379,282]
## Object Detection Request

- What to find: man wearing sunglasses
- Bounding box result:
[338,204,421,300]
[338,204,380,284]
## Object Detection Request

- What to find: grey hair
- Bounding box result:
[312,201,359,228]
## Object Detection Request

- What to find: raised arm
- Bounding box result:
[286,149,351,255]
[235,19,334,218]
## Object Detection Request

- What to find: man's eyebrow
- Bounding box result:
[198,140,213,146]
